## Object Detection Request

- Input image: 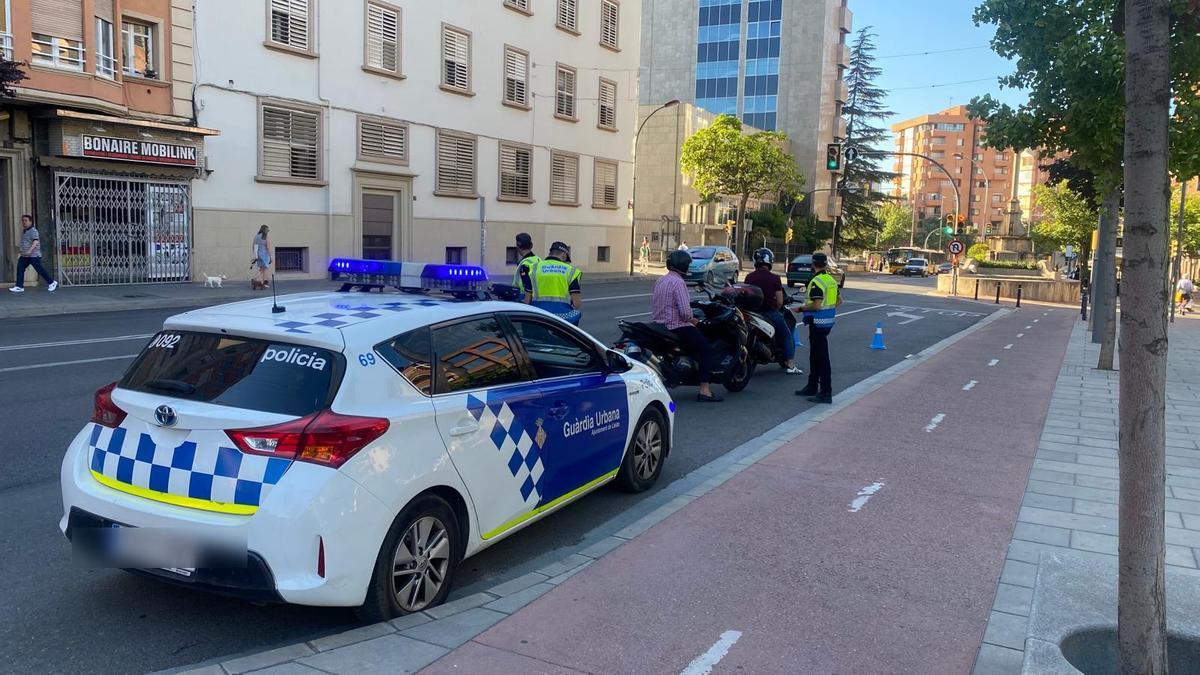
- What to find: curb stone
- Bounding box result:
[158,306,1011,675]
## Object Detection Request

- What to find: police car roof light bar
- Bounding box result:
[328,258,489,295]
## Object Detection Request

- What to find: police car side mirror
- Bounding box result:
[605,349,633,374]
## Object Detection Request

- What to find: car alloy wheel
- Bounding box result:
[632,418,663,481]
[391,516,451,612]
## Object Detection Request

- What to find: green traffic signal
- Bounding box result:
[943,226,954,235]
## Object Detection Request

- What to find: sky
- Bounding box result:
[849,0,1028,132]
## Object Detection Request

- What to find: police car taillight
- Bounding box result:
[227,410,390,469]
[91,382,127,428]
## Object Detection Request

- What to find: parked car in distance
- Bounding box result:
[786,255,846,288]
[936,262,954,275]
[899,258,933,277]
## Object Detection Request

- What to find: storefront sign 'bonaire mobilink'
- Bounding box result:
[81,135,198,167]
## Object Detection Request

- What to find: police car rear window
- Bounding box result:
[120,332,340,417]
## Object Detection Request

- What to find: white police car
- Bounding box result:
[60,261,674,620]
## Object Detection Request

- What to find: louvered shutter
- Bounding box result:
[360,119,407,162]
[593,160,618,207]
[33,0,84,40]
[556,0,577,31]
[270,0,309,51]
[550,153,578,204]
[94,0,114,23]
[598,80,617,129]
[366,3,399,72]
[600,1,619,48]
[504,47,527,106]
[442,27,469,90]
[262,106,320,180]
[499,145,532,199]
[437,132,476,195]
[555,67,575,118]
[505,0,530,10]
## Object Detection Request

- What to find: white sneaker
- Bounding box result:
[47,281,58,292]
[8,286,24,293]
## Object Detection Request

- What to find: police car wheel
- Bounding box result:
[357,495,462,622]
[615,408,668,493]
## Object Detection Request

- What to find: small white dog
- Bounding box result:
[203,273,227,288]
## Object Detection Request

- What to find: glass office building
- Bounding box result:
[694,0,782,131]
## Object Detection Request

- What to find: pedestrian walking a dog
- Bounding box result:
[252,225,272,289]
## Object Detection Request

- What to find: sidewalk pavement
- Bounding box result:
[0,270,663,320]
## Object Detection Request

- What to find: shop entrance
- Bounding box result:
[54,173,191,285]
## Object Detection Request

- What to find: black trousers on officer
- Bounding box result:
[806,325,833,394]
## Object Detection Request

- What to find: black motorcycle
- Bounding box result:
[615,278,754,393]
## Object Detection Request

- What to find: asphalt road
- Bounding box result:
[0,274,996,674]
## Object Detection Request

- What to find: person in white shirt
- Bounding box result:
[1178,276,1195,314]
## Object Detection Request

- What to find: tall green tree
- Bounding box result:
[838,27,898,252]
[1030,181,1097,254]
[875,202,913,248]
[680,115,804,257]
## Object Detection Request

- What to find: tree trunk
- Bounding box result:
[1093,193,1119,345]
[1118,1,1170,673]
[1098,190,1121,369]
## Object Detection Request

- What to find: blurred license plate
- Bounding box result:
[107,523,195,577]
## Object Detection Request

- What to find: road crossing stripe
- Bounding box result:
[0,334,152,352]
[0,354,138,373]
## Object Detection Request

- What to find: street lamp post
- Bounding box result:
[954,152,991,238]
[866,150,962,239]
[629,99,681,275]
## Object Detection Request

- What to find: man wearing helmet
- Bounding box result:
[744,248,801,374]
[652,250,723,402]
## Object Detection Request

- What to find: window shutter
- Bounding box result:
[504,47,527,106]
[550,153,578,204]
[437,131,476,195]
[262,106,320,180]
[556,0,577,30]
[600,1,619,48]
[366,3,399,72]
[555,67,576,118]
[94,0,114,23]
[441,27,469,90]
[360,119,407,162]
[593,160,618,207]
[506,0,530,10]
[598,79,617,129]
[270,0,309,51]
[33,0,84,40]
[499,145,532,199]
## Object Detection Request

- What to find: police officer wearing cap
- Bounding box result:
[795,252,841,404]
[522,241,583,325]
[512,233,539,299]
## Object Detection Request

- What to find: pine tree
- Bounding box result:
[0,56,27,98]
[837,27,898,252]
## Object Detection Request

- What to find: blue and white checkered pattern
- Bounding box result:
[466,394,544,506]
[87,424,291,509]
[275,300,444,334]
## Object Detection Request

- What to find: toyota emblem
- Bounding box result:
[154,405,178,427]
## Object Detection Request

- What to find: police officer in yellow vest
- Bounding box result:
[512,233,540,299]
[521,241,583,325]
[795,253,841,404]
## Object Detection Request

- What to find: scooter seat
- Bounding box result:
[622,321,683,346]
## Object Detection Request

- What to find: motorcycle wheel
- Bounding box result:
[723,354,755,393]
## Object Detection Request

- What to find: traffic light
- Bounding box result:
[826,144,842,171]
[956,214,966,235]
[943,226,954,236]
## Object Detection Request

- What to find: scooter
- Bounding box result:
[615,275,754,393]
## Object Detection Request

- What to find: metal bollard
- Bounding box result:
[995,282,1002,305]
[1016,285,1023,308]
[974,281,980,301]
[1081,287,1089,321]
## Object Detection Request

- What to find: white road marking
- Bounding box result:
[615,311,651,319]
[963,380,978,391]
[680,631,743,675]
[0,354,138,373]
[1017,333,1025,338]
[924,413,946,433]
[583,292,653,303]
[1004,344,1014,350]
[886,311,924,325]
[905,354,914,359]
[0,333,153,352]
[837,303,888,317]
[848,481,886,513]
[988,359,1000,367]
[1025,325,1032,330]
[1033,319,1040,323]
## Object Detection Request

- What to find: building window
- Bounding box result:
[597,246,611,263]
[505,0,530,13]
[445,246,467,265]
[121,20,155,78]
[931,136,946,146]
[600,0,619,49]
[435,129,477,197]
[0,0,11,59]
[32,34,84,70]
[994,167,1008,176]
[358,116,408,164]
[505,246,520,264]
[95,19,116,79]
[592,159,618,208]
[365,1,401,75]
[268,0,312,53]
[260,103,322,182]
[550,151,579,206]
[275,246,308,272]
[555,64,576,120]
[598,78,617,130]
[498,142,533,201]
[441,24,471,93]
[556,0,578,33]
[503,45,529,108]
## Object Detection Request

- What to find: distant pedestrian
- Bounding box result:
[639,237,650,273]
[252,225,272,290]
[9,214,57,294]
[1179,276,1195,314]
[678,241,689,251]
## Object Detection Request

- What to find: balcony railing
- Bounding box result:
[96,52,117,79]
[0,33,12,60]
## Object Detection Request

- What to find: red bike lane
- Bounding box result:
[423,308,1075,675]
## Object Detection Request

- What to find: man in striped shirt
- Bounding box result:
[652,250,722,402]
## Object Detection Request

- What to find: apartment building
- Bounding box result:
[891,105,1053,238]
[640,0,851,221]
[0,0,213,287]
[191,0,639,281]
